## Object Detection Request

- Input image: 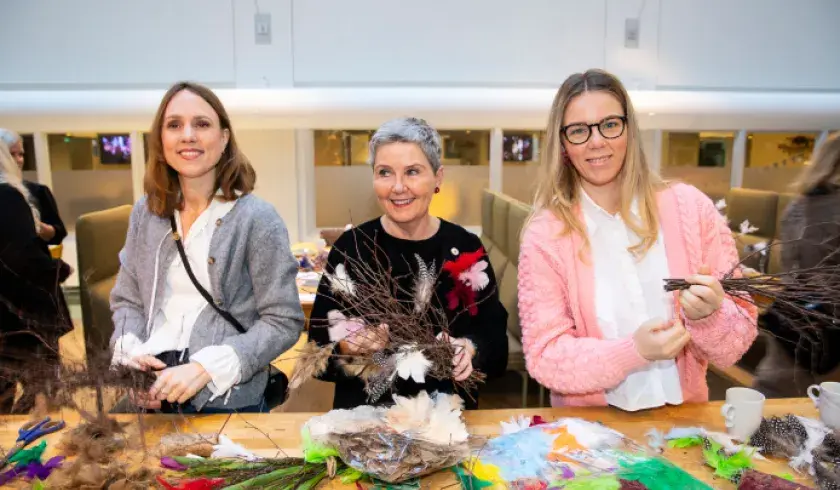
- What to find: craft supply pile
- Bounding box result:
[1,390,838,489]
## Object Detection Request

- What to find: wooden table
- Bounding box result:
[0,399,817,489]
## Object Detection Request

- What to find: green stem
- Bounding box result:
[293,468,327,490]
[221,466,304,490]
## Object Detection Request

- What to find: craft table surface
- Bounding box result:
[0,398,817,489]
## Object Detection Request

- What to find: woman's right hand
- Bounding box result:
[633,318,691,361]
[339,324,390,356]
[127,355,166,409]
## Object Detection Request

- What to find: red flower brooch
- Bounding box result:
[442,247,489,316]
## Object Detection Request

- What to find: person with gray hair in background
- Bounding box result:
[0,140,73,414]
[308,117,509,409]
[0,129,67,247]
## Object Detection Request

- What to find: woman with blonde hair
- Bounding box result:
[518,69,758,410]
[109,81,304,413]
[0,141,73,413]
[754,133,840,397]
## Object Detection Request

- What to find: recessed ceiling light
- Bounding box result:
[648,112,656,116]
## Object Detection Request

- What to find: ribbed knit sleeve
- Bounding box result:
[677,185,758,367]
[518,212,649,394]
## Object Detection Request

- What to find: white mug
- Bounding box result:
[721,387,766,441]
[808,382,840,429]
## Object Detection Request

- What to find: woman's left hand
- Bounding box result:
[439,334,476,381]
[680,264,724,321]
[149,362,212,404]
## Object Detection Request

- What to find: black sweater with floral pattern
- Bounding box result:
[308,217,509,410]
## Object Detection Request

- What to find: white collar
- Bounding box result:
[580,188,639,234]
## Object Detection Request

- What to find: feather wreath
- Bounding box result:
[663,222,840,329]
[290,226,493,403]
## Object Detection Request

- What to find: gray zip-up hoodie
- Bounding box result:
[109,194,304,410]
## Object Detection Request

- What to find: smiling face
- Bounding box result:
[372,142,442,225]
[561,91,628,192]
[161,89,230,182]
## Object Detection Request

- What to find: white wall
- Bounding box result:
[657,0,840,90]
[236,130,301,243]
[2,0,839,91]
[291,0,606,86]
[233,0,294,87]
[0,0,236,88]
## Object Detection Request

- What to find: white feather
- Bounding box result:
[789,416,830,473]
[394,346,432,384]
[211,434,261,461]
[739,219,759,235]
[500,415,533,435]
[326,263,356,297]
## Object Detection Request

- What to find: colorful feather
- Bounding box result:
[617,457,714,490]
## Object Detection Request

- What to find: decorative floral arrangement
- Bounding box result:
[289,229,492,402]
[302,391,471,483]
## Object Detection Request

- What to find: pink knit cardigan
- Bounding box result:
[517,183,758,407]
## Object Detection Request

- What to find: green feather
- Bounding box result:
[300,427,340,463]
[618,457,714,490]
[372,478,421,489]
[779,472,795,481]
[667,436,704,448]
[560,475,622,489]
[452,464,493,489]
[701,440,753,481]
[9,439,46,465]
[339,467,366,484]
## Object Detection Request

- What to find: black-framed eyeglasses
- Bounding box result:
[560,116,627,145]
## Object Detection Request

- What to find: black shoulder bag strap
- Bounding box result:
[168,215,288,408]
[169,215,246,334]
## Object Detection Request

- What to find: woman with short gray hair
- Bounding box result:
[309,117,509,409]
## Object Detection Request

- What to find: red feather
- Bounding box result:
[442,248,485,276]
[156,476,225,490]
[442,247,485,315]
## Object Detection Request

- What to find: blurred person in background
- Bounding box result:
[0,140,73,414]
[0,129,67,248]
[754,133,840,397]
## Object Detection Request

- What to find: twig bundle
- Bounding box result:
[292,226,491,402]
[664,225,840,329]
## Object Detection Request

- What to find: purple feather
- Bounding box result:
[25,456,65,480]
[160,456,189,471]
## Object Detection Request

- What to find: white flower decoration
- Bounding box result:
[394,346,432,384]
[458,260,490,292]
[739,219,759,235]
[715,198,727,211]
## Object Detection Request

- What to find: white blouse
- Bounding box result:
[581,191,683,412]
[112,198,241,404]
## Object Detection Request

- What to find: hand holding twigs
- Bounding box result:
[679,264,724,320]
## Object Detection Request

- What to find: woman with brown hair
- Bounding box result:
[109,81,304,413]
[518,69,758,410]
[754,133,840,397]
